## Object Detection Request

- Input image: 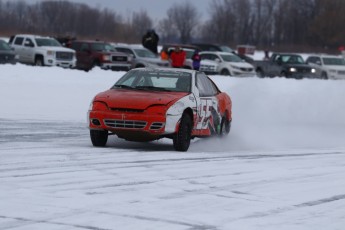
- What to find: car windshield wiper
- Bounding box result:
[113,84,133,89]
[135,86,172,92]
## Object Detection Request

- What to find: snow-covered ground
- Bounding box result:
[1,63,345,230]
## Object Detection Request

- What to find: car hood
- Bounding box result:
[284,63,312,69]
[94,89,187,109]
[139,57,169,65]
[227,61,254,68]
[40,46,75,53]
[0,50,15,55]
[322,65,345,71]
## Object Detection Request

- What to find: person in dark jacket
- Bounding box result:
[191,50,201,70]
[142,29,159,54]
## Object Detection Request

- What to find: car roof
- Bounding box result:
[14,34,54,39]
[113,43,145,49]
[200,51,235,55]
[134,67,196,74]
[162,43,201,50]
[72,40,110,44]
[308,53,343,58]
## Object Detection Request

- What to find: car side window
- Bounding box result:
[116,48,135,57]
[80,43,89,52]
[196,73,217,97]
[315,57,322,65]
[14,37,24,45]
[71,42,80,51]
[24,38,34,47]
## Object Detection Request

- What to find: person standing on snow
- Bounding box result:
[142,29,159,54]
[191,50,201,70]
[170,46,186,68]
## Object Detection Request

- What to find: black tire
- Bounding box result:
[35,56,44,66]
[256,69,265,78]
[90,130,108,147]
[221,69,231,76]
[173,114,192,152]
[219,117,231,136]
[280,71,287,78]
[321,72,328,79]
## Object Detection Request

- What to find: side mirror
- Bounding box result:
[24,41,34,47]
[215,58,221,63]
[316,61,321,65]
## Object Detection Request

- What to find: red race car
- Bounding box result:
[88,68,232,151]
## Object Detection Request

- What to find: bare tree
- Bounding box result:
[165,1,199,43]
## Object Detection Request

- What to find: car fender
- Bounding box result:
[165,94,196,134]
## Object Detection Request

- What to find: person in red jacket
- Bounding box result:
[170,46,186,68]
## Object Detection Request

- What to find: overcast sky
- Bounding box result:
[25,0,211,21]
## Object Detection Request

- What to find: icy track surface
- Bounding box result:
[1,64,345,230]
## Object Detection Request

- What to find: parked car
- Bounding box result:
[192,43,254,63]
[9,34,76,68]
[88,68,232,152]
[254,52,317,79]
[162,43,200,69]
[0,39,17,64]
[306,54,345,79]
[70,40,131,71]
[112,44,170,68]
[199,51,256,76]
[192,43,235,53]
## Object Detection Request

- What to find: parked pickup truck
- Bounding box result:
[9,34,76,68]
[70,40,132,71]
[254,52,317,79]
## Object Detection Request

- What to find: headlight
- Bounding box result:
[102,55,111,61]
[92,101,108,111]
[311,68,316,73]
[167,101,185,116]
[230,65,241,70]
[146,105,167,115]
[47,50,55,56]
[289,67,297,72]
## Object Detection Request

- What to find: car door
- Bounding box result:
[21,38,35,63]
[270,54,284,76]
[195,73,221,134]
[11,36,25,62]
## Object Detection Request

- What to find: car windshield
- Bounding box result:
[219,45,234,53]
[113,69,192,92]
[280,55,305,64]
[35,38,61,47]
[221,54,243,62]
[0,40,11,51]
[322,57,345,65]
[91,43,115,52]
[134,48,157,58]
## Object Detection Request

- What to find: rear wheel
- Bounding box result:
[219,117,231,136]
[90,130,108,147]
[173,114,192,152]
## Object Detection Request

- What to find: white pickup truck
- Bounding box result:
[9,34,76,68]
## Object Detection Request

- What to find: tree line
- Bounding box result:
[1,0,344,52]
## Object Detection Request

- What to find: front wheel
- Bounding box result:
[173,114,192,152]
[90,130,108,147]
[221,69,231,76]
[35,57,44,66]
[321,72,328,79]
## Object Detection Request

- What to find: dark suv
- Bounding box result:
[70,40,131,71]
